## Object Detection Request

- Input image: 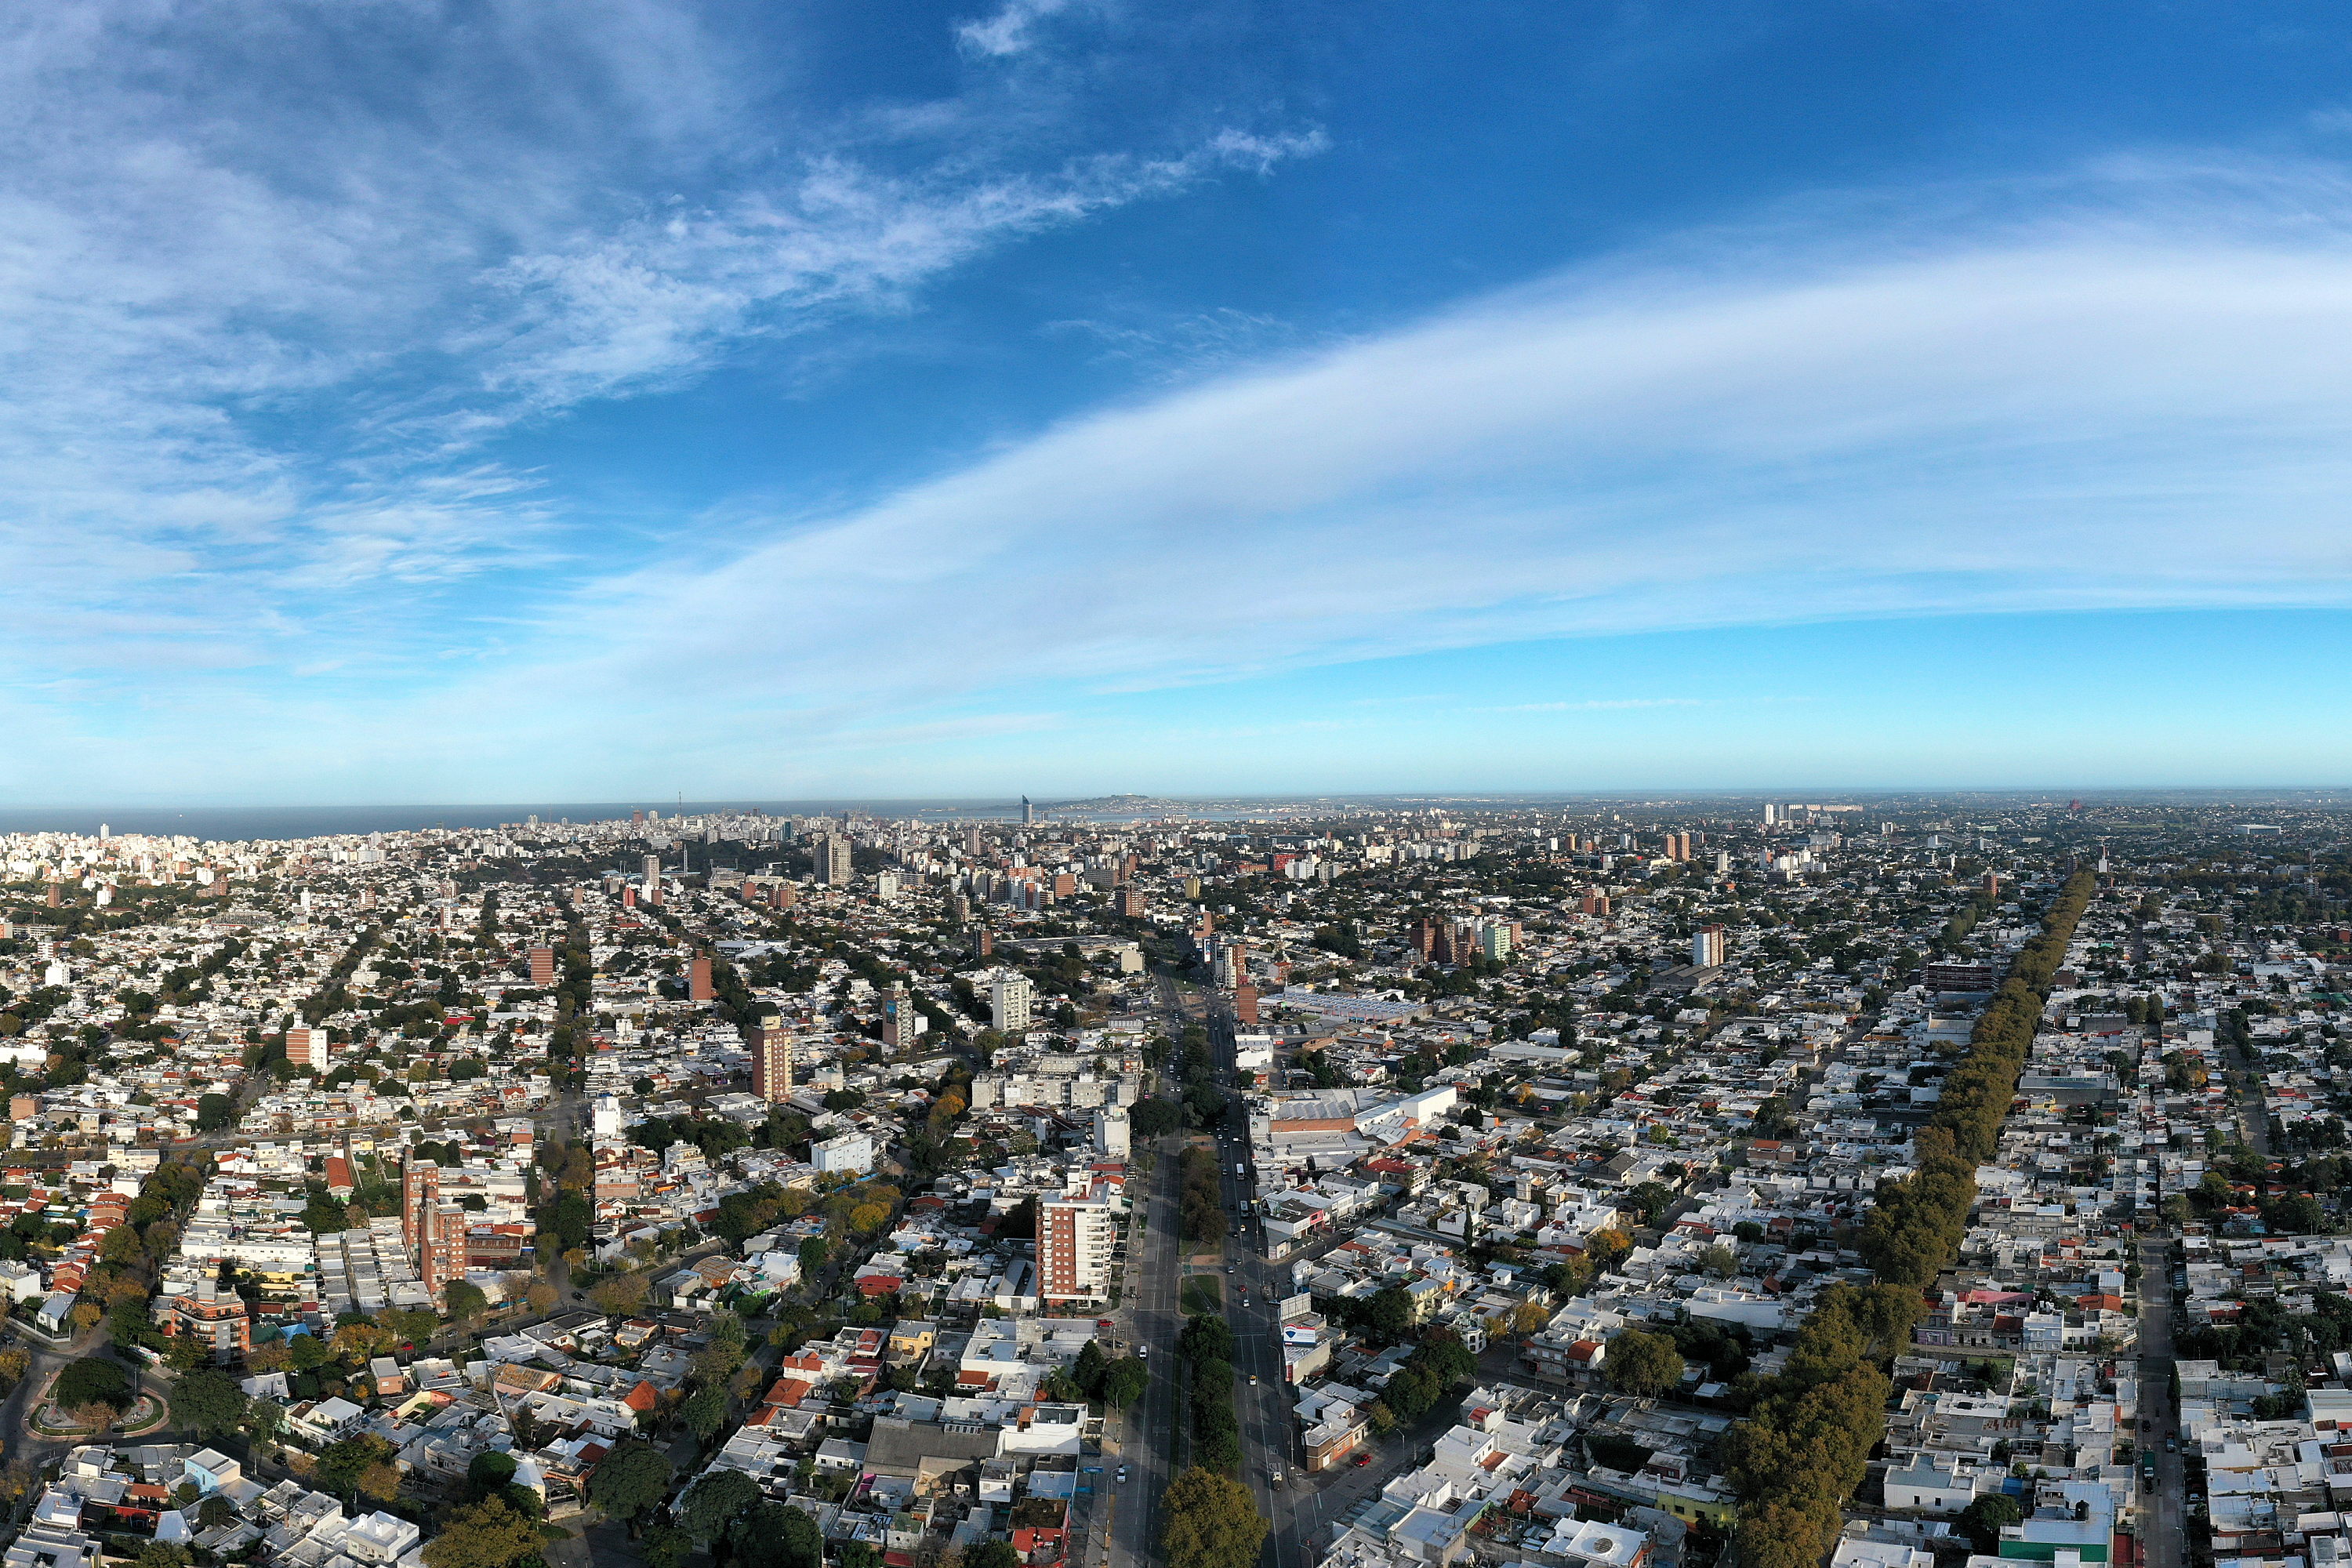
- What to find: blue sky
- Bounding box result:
[8,0,2352,803]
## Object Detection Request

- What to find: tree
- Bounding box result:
[1162,1466,1269,1568]
[422,1496,546,1568]
[444,1279,490,1321]
[194,1093,235,1132]
[170,1368,248,1438]
[1103,1357,1149,1408]
[840,1544,883,1568]
[590,1272,649,1315]
[588,1439,671,1524]
[53,1357,128,1412]
[243,1400,285,1446]
[1130,1098,1183,1138]
[1075,1338,1109,1396]
[1363,1285,1415,1344]
[733,1501,825,1568]
[681,1466,762,1540]
[641,1523,693,1568]
[314,1434,398,1498]
[798,1237,829,1277]
[466,1450,518,1498]
[136,1544,190,1568]
[1957,1494,2024,1553]
[849,1202,891,1234]
[1605,1329,1686,1396]
[966,1544,1021,1568]
[681,1385,730,1442]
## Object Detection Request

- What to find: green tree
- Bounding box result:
[680,1466,762,1540]
[1957,1494,2024,1553]
[1363,1285,1415,1344]
[194,1093,235,1132]
[169,1367,248,1438]
[733,1501,825,1568]
[967,1544,1021,1568]
[53,1358,128,1412]
[1129,1098,1184,1138]
[314,1434,399,1498]
[1075,1338,1109,1396]
[681,1385,730,1443]
[1162,1466,1270,1568]
[443,1279,490,1320]
[1103,1357,1149,1409]
[422,1496,546,1568]
[641,1524,693,1568]
[465,1449,519,1497]
[1604,1329,1686,1396]
[588,1439,671,1524]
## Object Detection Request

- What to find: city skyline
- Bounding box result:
[10,2,2352,800]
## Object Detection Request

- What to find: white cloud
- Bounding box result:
[495,169,2352,749]
[0,0,1319,705]
[956,0,1076,58]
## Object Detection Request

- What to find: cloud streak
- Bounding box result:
[499,165,2352,757]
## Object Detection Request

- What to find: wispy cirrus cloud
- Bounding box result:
[445,161,2352,778]
[0,0,1320,700]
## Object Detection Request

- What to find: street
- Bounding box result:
[2136,1235,2185,1568]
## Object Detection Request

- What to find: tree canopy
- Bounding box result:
[169,1368,248,1438]
[421,1497,545,1568]
[1603,1329,1686,1396]
[587,1439,672,1521]
[1162,1466,1269,1568]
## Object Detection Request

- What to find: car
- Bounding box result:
[1098,1318,1116,1330]
[2166,1439,2177,1453]
[1271,1471,1284,1486]
[1138,1345,1148,1359]
[2140,1418,2150,1430]
[1227,1263,1236,1273]
[1250,1374,1258,1385]
[1354,1453,1373,1468]
[1118,1468,1129,1483]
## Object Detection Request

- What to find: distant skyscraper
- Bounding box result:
[1692,924,1726,967]
[528,946,554,987]
[811,833,852,887]
[688,956,713,1002]
[285,1027,323,1069]
[1022,795,1034,826]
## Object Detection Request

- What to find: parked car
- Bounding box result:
[1354,1453,1373,1468]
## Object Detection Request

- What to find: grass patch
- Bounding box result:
[1180,1275,1223,1316]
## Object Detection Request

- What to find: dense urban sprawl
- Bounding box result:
[0,797,2342,1568]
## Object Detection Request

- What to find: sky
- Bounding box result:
[8,0,2352,804]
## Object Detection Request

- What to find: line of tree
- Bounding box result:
[1728,872,2094,1568]
[1179,1312,1241,1468]
[1179,1144,1223,1243]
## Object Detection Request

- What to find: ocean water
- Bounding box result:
[0,797,1272,843]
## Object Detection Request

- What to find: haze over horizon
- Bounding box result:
[11,2,2352,799]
